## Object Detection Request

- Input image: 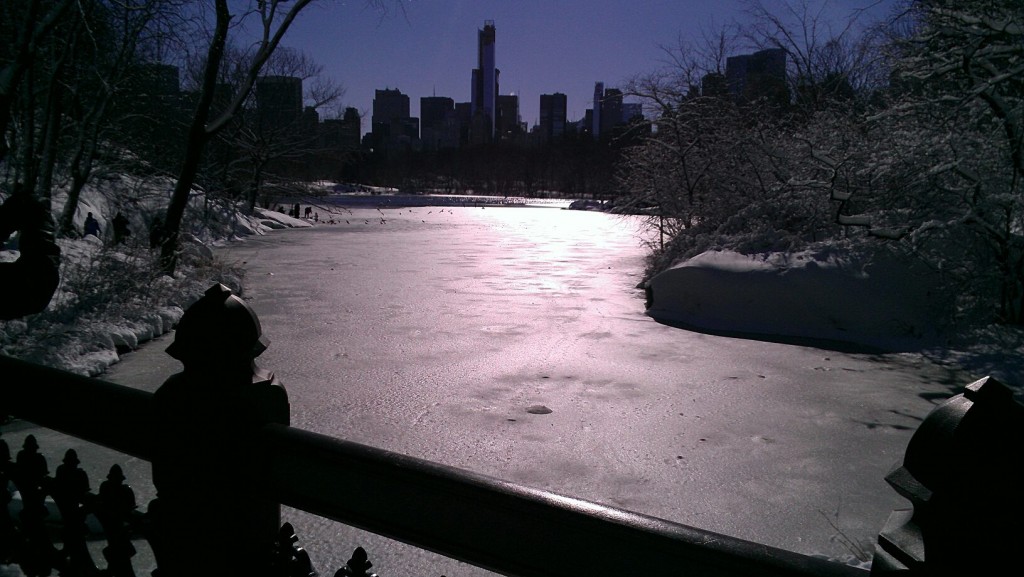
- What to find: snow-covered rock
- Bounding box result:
[181,232,214,261]
[646,248,953,351]
[254,207,314,229]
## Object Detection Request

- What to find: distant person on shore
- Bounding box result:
[84,212,101,238]
[0,187,62,320]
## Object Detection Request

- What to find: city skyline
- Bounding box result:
[273,0,900,127]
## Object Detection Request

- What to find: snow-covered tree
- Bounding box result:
[616,16,857,275]
[830,0,1024,323]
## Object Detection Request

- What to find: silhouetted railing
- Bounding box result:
[1,354,870,577]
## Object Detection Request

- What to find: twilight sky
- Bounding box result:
[268,0,898,130]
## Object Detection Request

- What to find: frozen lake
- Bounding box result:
[210,205,966,575]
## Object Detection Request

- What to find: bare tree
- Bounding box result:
[57,1,184,237]
[0,0,76,164]
[231,48,345,213]
[159,0,317,275]
[742,0,890,108]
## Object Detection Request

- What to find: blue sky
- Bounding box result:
[270,0,898,129]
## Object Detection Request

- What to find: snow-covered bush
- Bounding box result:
[618,0,1024,329]
[0,220,244,375]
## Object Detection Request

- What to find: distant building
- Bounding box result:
[539,92,567,142]
[725,48,788,105]
[496,94,521,140]
[455,102,473,146]
[134,63,180,96]
[591,84,636,141]
[370,88,418,152]
[256,76,303,132]
[321,107,362,151]
[700,72,728,98]
[421,96,459,150]
[341,107,362,150]
[471,20,498,142]
[622,102,643,123]
[371,88,409,131]
[600,88,623,137]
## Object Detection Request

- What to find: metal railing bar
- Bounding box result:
[1,354,866,577]
[1,355,153,460]
[259,424,866,577]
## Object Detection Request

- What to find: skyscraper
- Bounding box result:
[622,102,643,124]
[600,88,623,136]
[539,93,567,143]
[256,76,303,131]
[421,96,458,150]
[592,82,604,139]
[371,88,409,132]
[471,20,498,142]
[370,88,417,152]
[496,94,520,140]
[726,48,788,105]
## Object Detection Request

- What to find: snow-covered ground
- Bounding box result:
[3,186,1022,390]
[0,175,312,376]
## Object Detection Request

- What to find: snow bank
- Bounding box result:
[646,248,952,352]
[254,207,314,230]
[2,189,318,376]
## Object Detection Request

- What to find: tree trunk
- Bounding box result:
[159,0,316,275]
[35,82,62,201]
[246,158,268,215]
[159,0,230,275]
[0,0,75,164]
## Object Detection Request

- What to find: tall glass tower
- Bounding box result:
[471,20,497,141]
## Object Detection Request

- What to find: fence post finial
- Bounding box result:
[871,376,1024,575]
[150,283,290,577]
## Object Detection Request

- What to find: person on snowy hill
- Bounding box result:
[0,187,61,320]
[84,211,101,238]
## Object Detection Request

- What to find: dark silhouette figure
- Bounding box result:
[0,190,61,320]
[149,216,165,250]
[275,523,317,577]
[0,439,20,564]
[112,212,131,245]
[14,434,61,576]
[151,283,289,577]
[84,212,101,238]
[52,449,98,575]
[14,435,49,519]
[334,547,376,577]
[97,464,138,577]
